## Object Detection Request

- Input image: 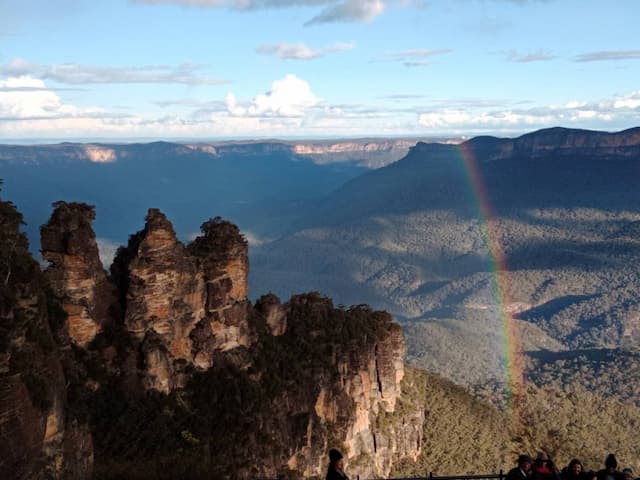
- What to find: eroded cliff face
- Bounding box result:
[41,201,117,347]
[312,317,410,478]
[0,199,93,480]
[242,293,419,480]
[110,211,250,392]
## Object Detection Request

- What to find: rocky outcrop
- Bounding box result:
[255,293,288,336]
[41,201,117,347]
[2,129,639,170]
[4,200,423,479]
[511,126,640,156]
[0,198,93,480]
[114,208,205,392]
[187,216,250,351]
[242,293,418,480]
[321,310,409,478]
[111,211,250,392]
[82,145,117,163]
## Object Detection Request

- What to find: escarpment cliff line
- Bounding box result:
[412,126,640,161]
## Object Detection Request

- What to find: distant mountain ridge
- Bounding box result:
[294,127,640,229]
[251,126,640,394]
[0,137,450,168]
[0,138,384,258]
[456,126,640,159]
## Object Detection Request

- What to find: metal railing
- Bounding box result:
[256,471,506,480]
[364,472,505,480]
[377,472,505,480]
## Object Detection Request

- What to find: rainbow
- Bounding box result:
[454,142,524,411]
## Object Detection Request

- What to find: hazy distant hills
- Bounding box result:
[0,134,459,256]
[251,127,640,393]
[290,126,640,227]
[0,138,439,259]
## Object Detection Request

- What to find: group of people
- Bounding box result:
[326,449,637,480]
[507,453,637,480]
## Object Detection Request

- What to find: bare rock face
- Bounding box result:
[112,211,250,392]
[0,198,93,479]
[115,209,205,392]
[39,205,253,393]
[41,201,117,347]
[187,217,251,354]
[343,324,407,476]
[303,302,411,479]
[255,293,288,336]
[243,293,419,480]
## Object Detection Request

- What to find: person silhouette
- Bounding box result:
[326,448,349,480]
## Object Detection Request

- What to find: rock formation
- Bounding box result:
[41,201,117,347]
[253,293,412,479]
[0,198,93,480]
[111,211,251,392]
[2,200,422,479]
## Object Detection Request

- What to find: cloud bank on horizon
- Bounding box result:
[0,0,639,139]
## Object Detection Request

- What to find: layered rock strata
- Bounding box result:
[111,211,251,392]
[0,199,93,480]
[247,293,416,480]
[41,201,117,347]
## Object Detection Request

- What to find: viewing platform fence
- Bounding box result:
[256,470,506,480]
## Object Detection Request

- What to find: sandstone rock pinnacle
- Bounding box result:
[41,201,116,347]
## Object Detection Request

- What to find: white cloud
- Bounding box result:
[0,76,101,120]
[574,50,640,62]
[506,49,555,63]
[386,48,452,59]
[2,73,638,139]
[131,0,387,23]
[379,48,452,66]
[257,43,322,60]
[417,92,639,132]
[225,74,320,117]
[403,61,431,67]
[613,92,640,109]
[256,42,354,60]
[242,230,267,246]
[132,0,328,6]
[306,0,385,24]
[0,58,227,85]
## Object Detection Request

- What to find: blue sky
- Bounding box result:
[0,0,639,140]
